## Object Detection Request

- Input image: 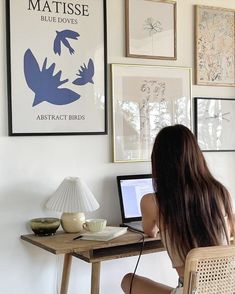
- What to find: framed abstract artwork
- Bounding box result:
[194,97,235,152]
[195,5,235,86]
[111,64,192,162]
[125,0,177,60]
[6,0,107,136]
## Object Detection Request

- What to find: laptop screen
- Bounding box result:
[117,174,154,223]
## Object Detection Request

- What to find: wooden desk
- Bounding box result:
[21,230,164,294]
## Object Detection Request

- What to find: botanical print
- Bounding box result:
[143,18,163,54]
[196,6,235,85]
[127,0,176,59]
[117,77,189,160]
[112,65,191,162]
[196,98,235,151]
[7,0,106,135]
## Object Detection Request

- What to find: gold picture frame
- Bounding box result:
[125,0,177,60]
[195,5,235,86]
[111,64,192,163]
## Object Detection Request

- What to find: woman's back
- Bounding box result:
[141,192,231,279]
[151,125,234,266]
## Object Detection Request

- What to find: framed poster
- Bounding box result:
[195,5,235,86]
[6,0,107,136]
[194,97,235,151]
[125,0,177,60]
[112,64,192,162]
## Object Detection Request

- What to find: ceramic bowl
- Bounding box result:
[30,217,60,236]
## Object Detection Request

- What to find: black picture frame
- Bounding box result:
[194,97,235,152]
[5,0,107,136]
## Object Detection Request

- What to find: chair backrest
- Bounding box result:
[183,245,235,294]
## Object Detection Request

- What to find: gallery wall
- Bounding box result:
[0,1,235,294]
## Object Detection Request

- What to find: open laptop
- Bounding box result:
[117,174,154,232]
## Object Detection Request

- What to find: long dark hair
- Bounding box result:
[151,124,234,262]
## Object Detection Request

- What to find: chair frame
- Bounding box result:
[183,245,235,294]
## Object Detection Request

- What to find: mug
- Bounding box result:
[83,219,107,232]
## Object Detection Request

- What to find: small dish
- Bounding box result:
[30,217,60,236]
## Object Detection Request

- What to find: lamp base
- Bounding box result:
[61,212,85,233]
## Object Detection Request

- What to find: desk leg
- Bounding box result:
[60,254,72,294]
[91,262,101,294]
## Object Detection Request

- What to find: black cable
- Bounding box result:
[127,228,145,294]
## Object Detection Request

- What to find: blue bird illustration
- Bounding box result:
[53,29,80,55]
[73,59,95,86]
[24,49,81,106]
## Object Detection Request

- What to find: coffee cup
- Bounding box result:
[83,219,107,233]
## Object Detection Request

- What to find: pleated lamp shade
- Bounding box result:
[45,177,99,212]
[45,177,100,233]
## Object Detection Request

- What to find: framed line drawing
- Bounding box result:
[112,64,192,162]
[6,0,107,136]
[125,0,177,60]
[194,97,235,152]
[195,5,235,86]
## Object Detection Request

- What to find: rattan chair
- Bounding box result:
[183,245,235,294]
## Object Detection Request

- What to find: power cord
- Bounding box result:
[127,228,145,294]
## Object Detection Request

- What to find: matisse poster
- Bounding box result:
[6,0,107,135]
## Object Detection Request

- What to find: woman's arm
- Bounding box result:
[140,193,159,237]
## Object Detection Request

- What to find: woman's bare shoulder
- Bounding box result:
[141,193,158,216]
[141,193,157,207]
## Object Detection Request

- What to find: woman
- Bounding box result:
[121,124,234,294]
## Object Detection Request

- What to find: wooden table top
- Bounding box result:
[21,230,162,255]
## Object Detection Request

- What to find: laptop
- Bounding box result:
[117,174,154,232]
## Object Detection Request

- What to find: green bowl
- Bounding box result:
[30,218,60,236]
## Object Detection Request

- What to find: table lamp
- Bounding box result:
[45,177,99,233]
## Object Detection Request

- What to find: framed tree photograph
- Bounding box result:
[195,5,235,86]
[125,0,177,60]
[6,0,107,136]
[194,97,235,152]
[111,64,192,162]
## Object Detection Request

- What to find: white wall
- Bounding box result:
[0,0,235,293]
